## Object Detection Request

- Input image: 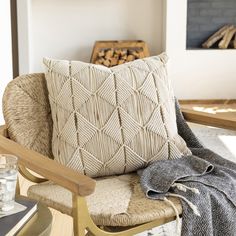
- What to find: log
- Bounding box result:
[94,45,147,67]
[130,50,141,58]
[127,55,135,62]
[91,40,150,65]
[98,50,105,57]
[121,55,127,60]
[114,49,122,56]
[202,25,234,48]
[234,33,236,49]
[105,49,114,60]
[120,49,127,57]
[118,59,125,65]
[114,53,119,59]
[94,58,105,65]
[103,59,110,67]
[219,27,236,49]
[110,57,118,66]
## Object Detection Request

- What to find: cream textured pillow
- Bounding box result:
[44,54,191,177]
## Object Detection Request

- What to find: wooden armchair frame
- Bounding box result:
[0,109,218,236]
[0,125,176,236]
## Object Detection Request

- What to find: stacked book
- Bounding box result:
[0,197,38,236]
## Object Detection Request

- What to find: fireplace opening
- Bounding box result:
[186,0,236,49]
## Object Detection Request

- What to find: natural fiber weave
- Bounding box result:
[3,74,53,158]
[44,54,191,177]
[28,173,181,227]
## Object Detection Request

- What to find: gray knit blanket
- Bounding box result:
[139,100,236,236]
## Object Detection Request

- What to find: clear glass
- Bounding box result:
[0,154,18,212]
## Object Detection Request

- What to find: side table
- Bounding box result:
[17,201,52,236]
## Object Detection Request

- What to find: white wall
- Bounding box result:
[17,0,32,75]
[0,1,13,124]
[30,0,164,72]
[19,0,236,99]
[165,0,236,99]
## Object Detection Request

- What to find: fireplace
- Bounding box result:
[186,0,236,49]
[164,0,236,99]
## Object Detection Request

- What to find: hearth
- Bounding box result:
[187,0,236,49]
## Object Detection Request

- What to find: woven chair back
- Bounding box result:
[3,73,53,159]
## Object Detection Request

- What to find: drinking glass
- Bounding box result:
[0,155,18,212]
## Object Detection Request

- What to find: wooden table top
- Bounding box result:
[180,99,236,131]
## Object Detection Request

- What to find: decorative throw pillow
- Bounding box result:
[44,53,191,177]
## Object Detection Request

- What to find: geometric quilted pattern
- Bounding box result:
[44,53,191,177]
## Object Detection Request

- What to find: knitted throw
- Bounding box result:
[139,99,236,236]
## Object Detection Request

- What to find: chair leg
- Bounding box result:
[73,219,86,236]
[72,195,87,236]
[72,195,104,236]
[73,226,86,236]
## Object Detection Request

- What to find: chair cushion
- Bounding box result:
[28,174,181,227]
[44,54,191,177]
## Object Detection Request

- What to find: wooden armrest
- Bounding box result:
[0,135,96,196]
[18,165,47,183]
[181,108,236,131]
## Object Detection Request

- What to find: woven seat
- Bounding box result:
[28,173,181,227]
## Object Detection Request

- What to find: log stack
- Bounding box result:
[91,41,150,67]
[202,25,236,49]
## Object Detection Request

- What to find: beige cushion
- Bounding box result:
[28,174,181,227]
[44,54,191,177]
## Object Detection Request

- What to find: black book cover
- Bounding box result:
[0,196,37,236]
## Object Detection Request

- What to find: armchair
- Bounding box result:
[0,73,208,236]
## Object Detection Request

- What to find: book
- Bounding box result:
[0,202,27,219]
[0,197,38,236]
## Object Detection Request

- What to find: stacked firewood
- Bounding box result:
[202,25,236,49]
[94,48,144,67]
